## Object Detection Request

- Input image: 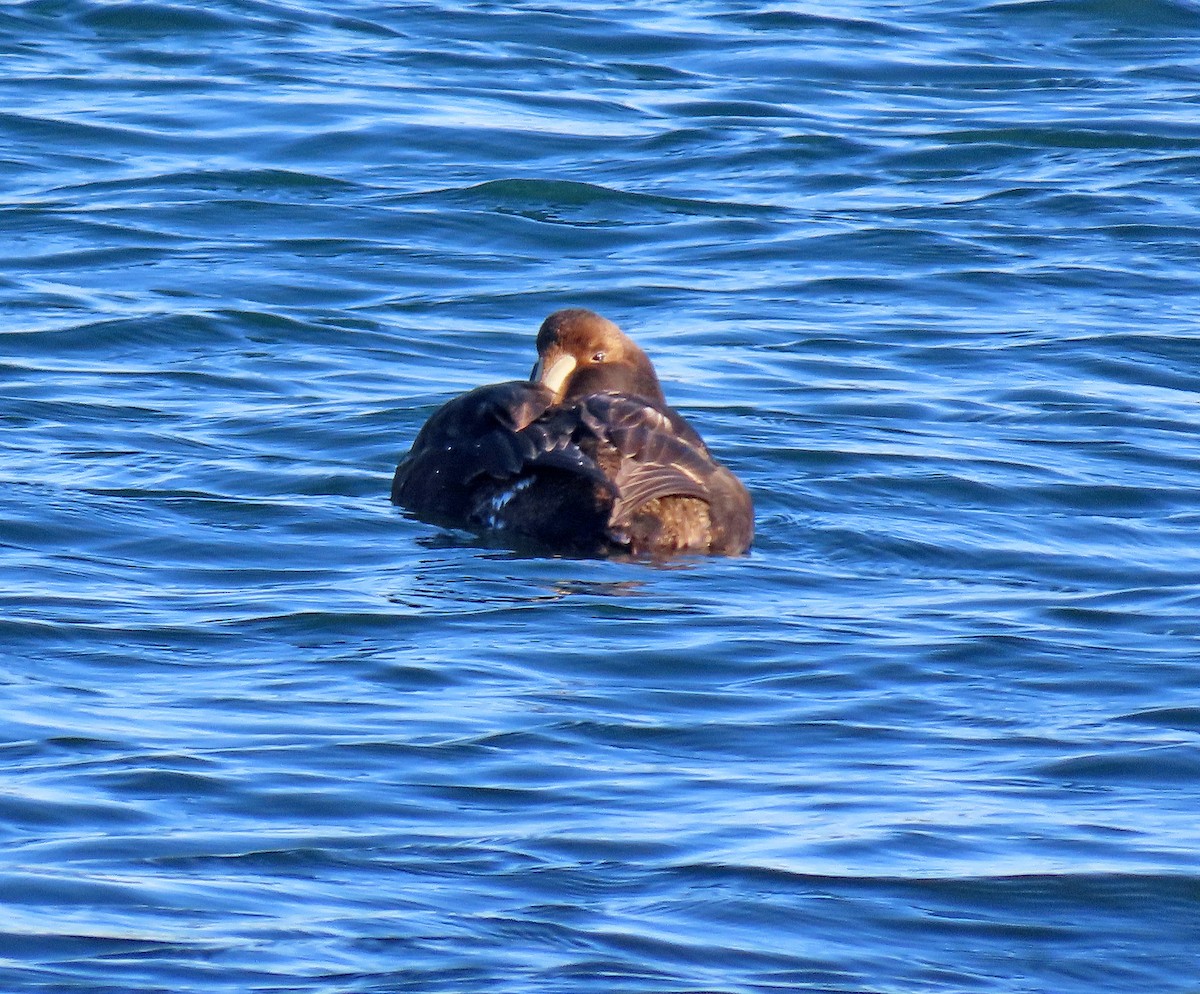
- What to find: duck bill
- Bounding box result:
[530,351,577,401]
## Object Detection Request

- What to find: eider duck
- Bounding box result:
[391,308,753,556]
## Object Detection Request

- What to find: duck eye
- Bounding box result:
[591,350,607,362]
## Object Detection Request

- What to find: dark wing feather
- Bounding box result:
[608,460,710,526]
[573,394,716,526]
[525,432,611,490]
[407,381,552,448]
[514,406,612,491]
[394,377,751,555]
[392,381,560,516]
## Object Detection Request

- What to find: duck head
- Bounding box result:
[530,308,665,405]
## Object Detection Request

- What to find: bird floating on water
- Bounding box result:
[391,308,753,557]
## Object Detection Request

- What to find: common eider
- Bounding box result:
[391,308,753,557]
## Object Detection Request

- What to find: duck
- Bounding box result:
[390,308,753,557]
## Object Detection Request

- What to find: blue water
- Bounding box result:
[4,1,1200,991]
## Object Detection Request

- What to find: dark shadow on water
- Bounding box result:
[410,523,711,572]
[375,525,722,615]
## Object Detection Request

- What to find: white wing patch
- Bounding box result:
[480,476,534,528]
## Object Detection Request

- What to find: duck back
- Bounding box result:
[391,309,753,557]
[392,386,752,556]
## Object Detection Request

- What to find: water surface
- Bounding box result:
[3,1,1200,992]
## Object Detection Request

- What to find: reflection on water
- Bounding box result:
[387,548,658,615]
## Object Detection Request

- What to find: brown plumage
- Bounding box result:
[390,308,753,557]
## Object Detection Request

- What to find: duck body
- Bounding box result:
[391,309,753,557]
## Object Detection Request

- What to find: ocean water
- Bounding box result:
[3,1,1200,991]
